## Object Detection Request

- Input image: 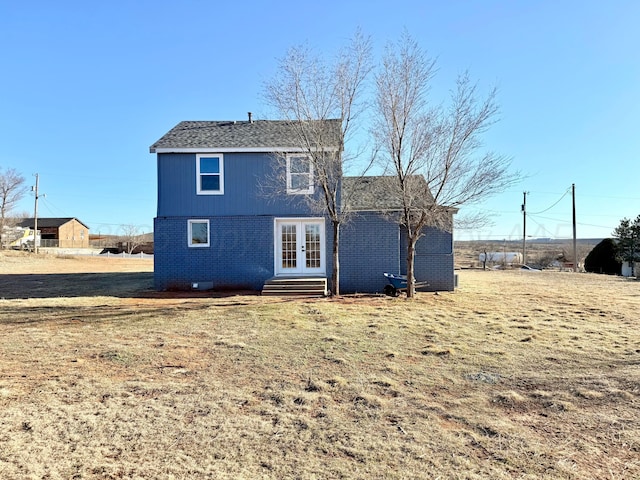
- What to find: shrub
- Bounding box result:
[584,238,621,275]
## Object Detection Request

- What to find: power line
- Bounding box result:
[40,197,69,218]
[528,214,571,225]
[529,213,614,231]
[516,189,640,202]
[527,214,558,238]
[528,186,571,215]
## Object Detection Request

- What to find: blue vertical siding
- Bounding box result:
[157,152,320,217]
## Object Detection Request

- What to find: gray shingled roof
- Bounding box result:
[342,176,435,211]
[150,119,342,152]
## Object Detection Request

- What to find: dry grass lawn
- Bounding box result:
[0,251,638,479]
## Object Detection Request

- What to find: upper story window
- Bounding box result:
[286,154,314,195]
[196,154,224,195]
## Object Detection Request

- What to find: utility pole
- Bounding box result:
[521,191,527,265]
[572,183,577,273]
[32,173,40,254]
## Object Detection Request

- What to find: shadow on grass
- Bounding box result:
[0,272,265,301]
[0,303,166,326]
[0,272,155,299]
[0,272,390,304]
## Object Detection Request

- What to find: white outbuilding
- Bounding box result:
[479,252,523,265]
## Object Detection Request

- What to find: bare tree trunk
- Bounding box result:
[406,238,416,298]
[332,220,340,296]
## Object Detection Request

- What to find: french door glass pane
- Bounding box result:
[281,225,297,268]
[305,224,321,268]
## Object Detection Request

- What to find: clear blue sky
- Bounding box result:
[1,0,638,240]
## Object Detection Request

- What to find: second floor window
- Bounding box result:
[286,154,314,194]
[197,154,224,195]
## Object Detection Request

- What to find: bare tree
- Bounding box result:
[373,33,518,297]
[0,168,28,248]
[556,243,590,270]
[263,30,373,295]
[119,224,144,254]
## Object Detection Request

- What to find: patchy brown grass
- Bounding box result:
[0,251,638,479]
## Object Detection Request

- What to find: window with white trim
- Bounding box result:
[188,219,210,247]
[196,154,224,194]
[286,154,314,194]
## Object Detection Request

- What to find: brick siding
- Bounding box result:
[154,214,454,293]
[154,216,275,291]
[338,213,400,293]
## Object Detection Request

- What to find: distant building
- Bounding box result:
[621,261,636,278]
[16,218,90,248]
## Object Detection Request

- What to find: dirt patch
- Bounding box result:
[0,251,154,299]
[0,250,154,274]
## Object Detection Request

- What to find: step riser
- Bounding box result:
[262,292,326,297]
[262,286,327,292]
[263,284,326,289]
[261,277,327,297]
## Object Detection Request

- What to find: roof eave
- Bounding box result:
[150,146,341,154]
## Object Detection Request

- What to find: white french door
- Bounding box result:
[275,218,325,275]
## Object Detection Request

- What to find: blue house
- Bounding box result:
[150,119,455,294]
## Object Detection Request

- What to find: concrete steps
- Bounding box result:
[261,277,328,297]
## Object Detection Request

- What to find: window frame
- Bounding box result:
[196,153,224,195]
[188,219,210,248]
[286,154,314,195]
